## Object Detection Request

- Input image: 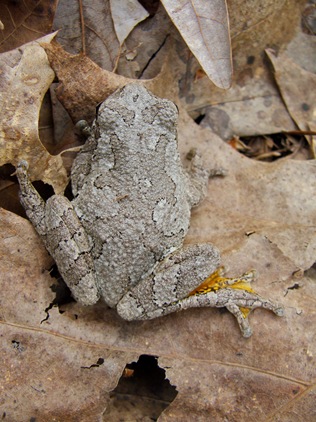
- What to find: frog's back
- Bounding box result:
[72,85,192,307]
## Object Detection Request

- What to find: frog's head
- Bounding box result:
[97,84,178,136]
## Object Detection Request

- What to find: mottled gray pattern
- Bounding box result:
[17,84,283,337]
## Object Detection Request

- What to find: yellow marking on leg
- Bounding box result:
[188,267,257,297]
[239,307,251,318]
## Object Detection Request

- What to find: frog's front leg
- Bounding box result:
[185,150,226,207]
[116,244,283,338]
[16,161,100,306]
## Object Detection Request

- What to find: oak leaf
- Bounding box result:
[0,33,68,194]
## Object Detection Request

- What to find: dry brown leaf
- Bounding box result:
[0,0,57,53]
[0,33,68,194]
[115,4,174,80]
[1,155,315,420]
[177,106,316,271]
[42,41,177,123]
[266,48,316,133]
[110,0,149,45]
[50,0,308,138]
[53,0,231,88]
[160,0,232,89]
[42,41,133,123]
[178,0,307,139]
[0,179,24,217]
[228,0,305,73]
[1,3,315,418]
[107,2,298,138]
[53,0,121,70]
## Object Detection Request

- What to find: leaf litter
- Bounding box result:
[0,1,315,420]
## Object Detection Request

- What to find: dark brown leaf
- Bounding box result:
[0,0,58,53]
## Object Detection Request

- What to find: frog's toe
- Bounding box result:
[16,160,29,176]
[242,326,253,338]
[225,302,253,337]
[274,306,284,317]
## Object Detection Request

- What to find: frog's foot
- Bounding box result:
[116,245,283,338]
[182,268,284,337]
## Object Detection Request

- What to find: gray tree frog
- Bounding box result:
[16,84,283,337]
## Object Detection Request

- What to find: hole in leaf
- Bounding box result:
[104,354,178,421]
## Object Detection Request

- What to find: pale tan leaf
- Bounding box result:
[160,0,232,89]
[266,48,316,133]
[0,34,68,194]
[110,0,149,45]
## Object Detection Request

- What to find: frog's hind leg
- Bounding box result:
[16,161,100,306]
[117,244,220,320]
[116,243,283,337]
